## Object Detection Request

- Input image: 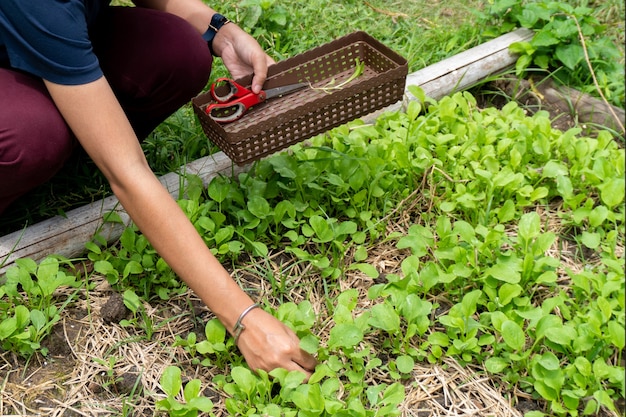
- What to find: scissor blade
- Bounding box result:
[264,82,308,99]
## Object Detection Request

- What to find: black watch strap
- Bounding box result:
[202,13,231,56]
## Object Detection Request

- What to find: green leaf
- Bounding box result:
[498,283,522,306]
[160,366,182,397]
[498,199,516,223]
[349,263,379,278]
[588,205,609,227]
[207,178,230,203]
[536,271,557,284]
[368,303,400,332]
[328,323,363,349]
[542,161,568,178]
[580,232,601,249]
[309,215,334,243]
[381,383,405,406]
[0,316,18,339]
[532,30,559,47]
[395,355,415,374]
[534,379,558,401]
[574,356,592,377]
[29,310,47,332]
[537,351,560,371]
[599,178,625,207]
[518,212,540,241]
[353,245,368,262]
[300,334,320,355]
[556,175,574,199]
[544,324,576,346]
[406,99,422,120]
[231,366,256,396]
[594,389,618,412]
[183,379,202,402]
[94,260,116,276]
[509,41,534,55]
[213,226,234,245]
[122,289,141,313]
[14,305,30,328]
[485,261,521,284]
[515,54,533,76]
[249,241,269,257]
[501,320,525,351]
[247,196,272,219]
[485,357,509,373]
[334,220,357,237]
[555,43,584,70]
[608,321,625,349]
[188,396,214,412]
[204,319,226,345]
[122,260,143,278]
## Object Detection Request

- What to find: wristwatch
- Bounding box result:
[202,13,231,56]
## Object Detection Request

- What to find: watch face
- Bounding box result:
[212,14,230,30]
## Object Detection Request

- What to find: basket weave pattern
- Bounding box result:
[192,31,408,165]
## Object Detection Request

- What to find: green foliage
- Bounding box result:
[185,86,622,415]
[485,0,625,107]
[156,366,214,417]
[0,257,77,356]
[87,222,186,301]
[238,0,289,35]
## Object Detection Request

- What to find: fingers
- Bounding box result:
[236,310,318,379]
[295,348,318,372]
[250,53,273,94]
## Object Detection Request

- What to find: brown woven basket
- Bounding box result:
[192,31,408,166]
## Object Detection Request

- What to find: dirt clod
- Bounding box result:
[114,371,142,395]
[100,291,129,324]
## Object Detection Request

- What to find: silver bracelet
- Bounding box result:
[233,303,259,343]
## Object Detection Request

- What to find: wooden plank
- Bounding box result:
[0,28,533,273]
[406,28,534,100]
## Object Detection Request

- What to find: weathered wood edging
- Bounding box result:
[0,28,534,273]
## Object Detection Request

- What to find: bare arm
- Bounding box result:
[44,77,316,376]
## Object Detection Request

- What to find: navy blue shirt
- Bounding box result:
[0,0,108,85]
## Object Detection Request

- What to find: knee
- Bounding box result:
[0,108,74,194]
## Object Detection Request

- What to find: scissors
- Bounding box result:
[205,78,308,123]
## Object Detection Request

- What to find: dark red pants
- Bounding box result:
[0,7,212,215]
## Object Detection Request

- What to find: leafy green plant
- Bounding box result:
[236,0,290,54]
[485,0,624,107]
[157,366,214,417]
[0,257,77,356]
[173,318,231,367]
[88,225,186,301]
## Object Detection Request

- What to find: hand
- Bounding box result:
[235,307,318,380]
[212,23,275,94]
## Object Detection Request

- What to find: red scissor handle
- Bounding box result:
[205,78,266,123]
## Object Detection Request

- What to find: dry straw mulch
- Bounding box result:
[0,240,525,416]
[0,279,523,417]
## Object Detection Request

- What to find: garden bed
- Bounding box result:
[1,27,624,417]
